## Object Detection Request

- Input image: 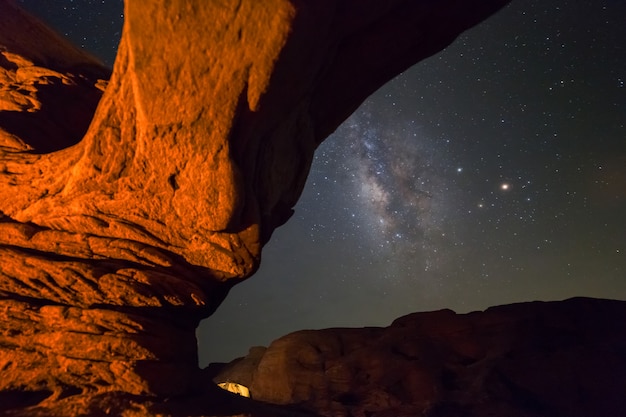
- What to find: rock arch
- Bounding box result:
[0,0,509,412]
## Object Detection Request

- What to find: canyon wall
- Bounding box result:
[214,297,626,417]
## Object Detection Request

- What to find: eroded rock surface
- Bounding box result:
[0,0,512,414]
[215,297,626,417]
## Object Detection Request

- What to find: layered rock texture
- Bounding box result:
[214,297,626,417]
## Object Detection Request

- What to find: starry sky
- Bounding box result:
[19,0,626,366]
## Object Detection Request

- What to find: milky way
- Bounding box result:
[324,102,458,281]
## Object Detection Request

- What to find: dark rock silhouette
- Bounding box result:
[215,297,626,417]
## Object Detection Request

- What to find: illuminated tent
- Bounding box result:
[217,381,251,398]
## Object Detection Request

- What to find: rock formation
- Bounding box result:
[214,297,626,417]
[0,0,545,414]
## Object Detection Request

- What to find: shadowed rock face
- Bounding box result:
[215,297,626,417]
[0,0,511,413]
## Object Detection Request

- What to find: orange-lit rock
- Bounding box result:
[0,0,511,414]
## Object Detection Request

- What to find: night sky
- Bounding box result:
[19,0,625,366]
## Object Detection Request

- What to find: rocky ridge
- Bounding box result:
[214,297,626,417]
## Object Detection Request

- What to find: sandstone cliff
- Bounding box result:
[214,297,626,417]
